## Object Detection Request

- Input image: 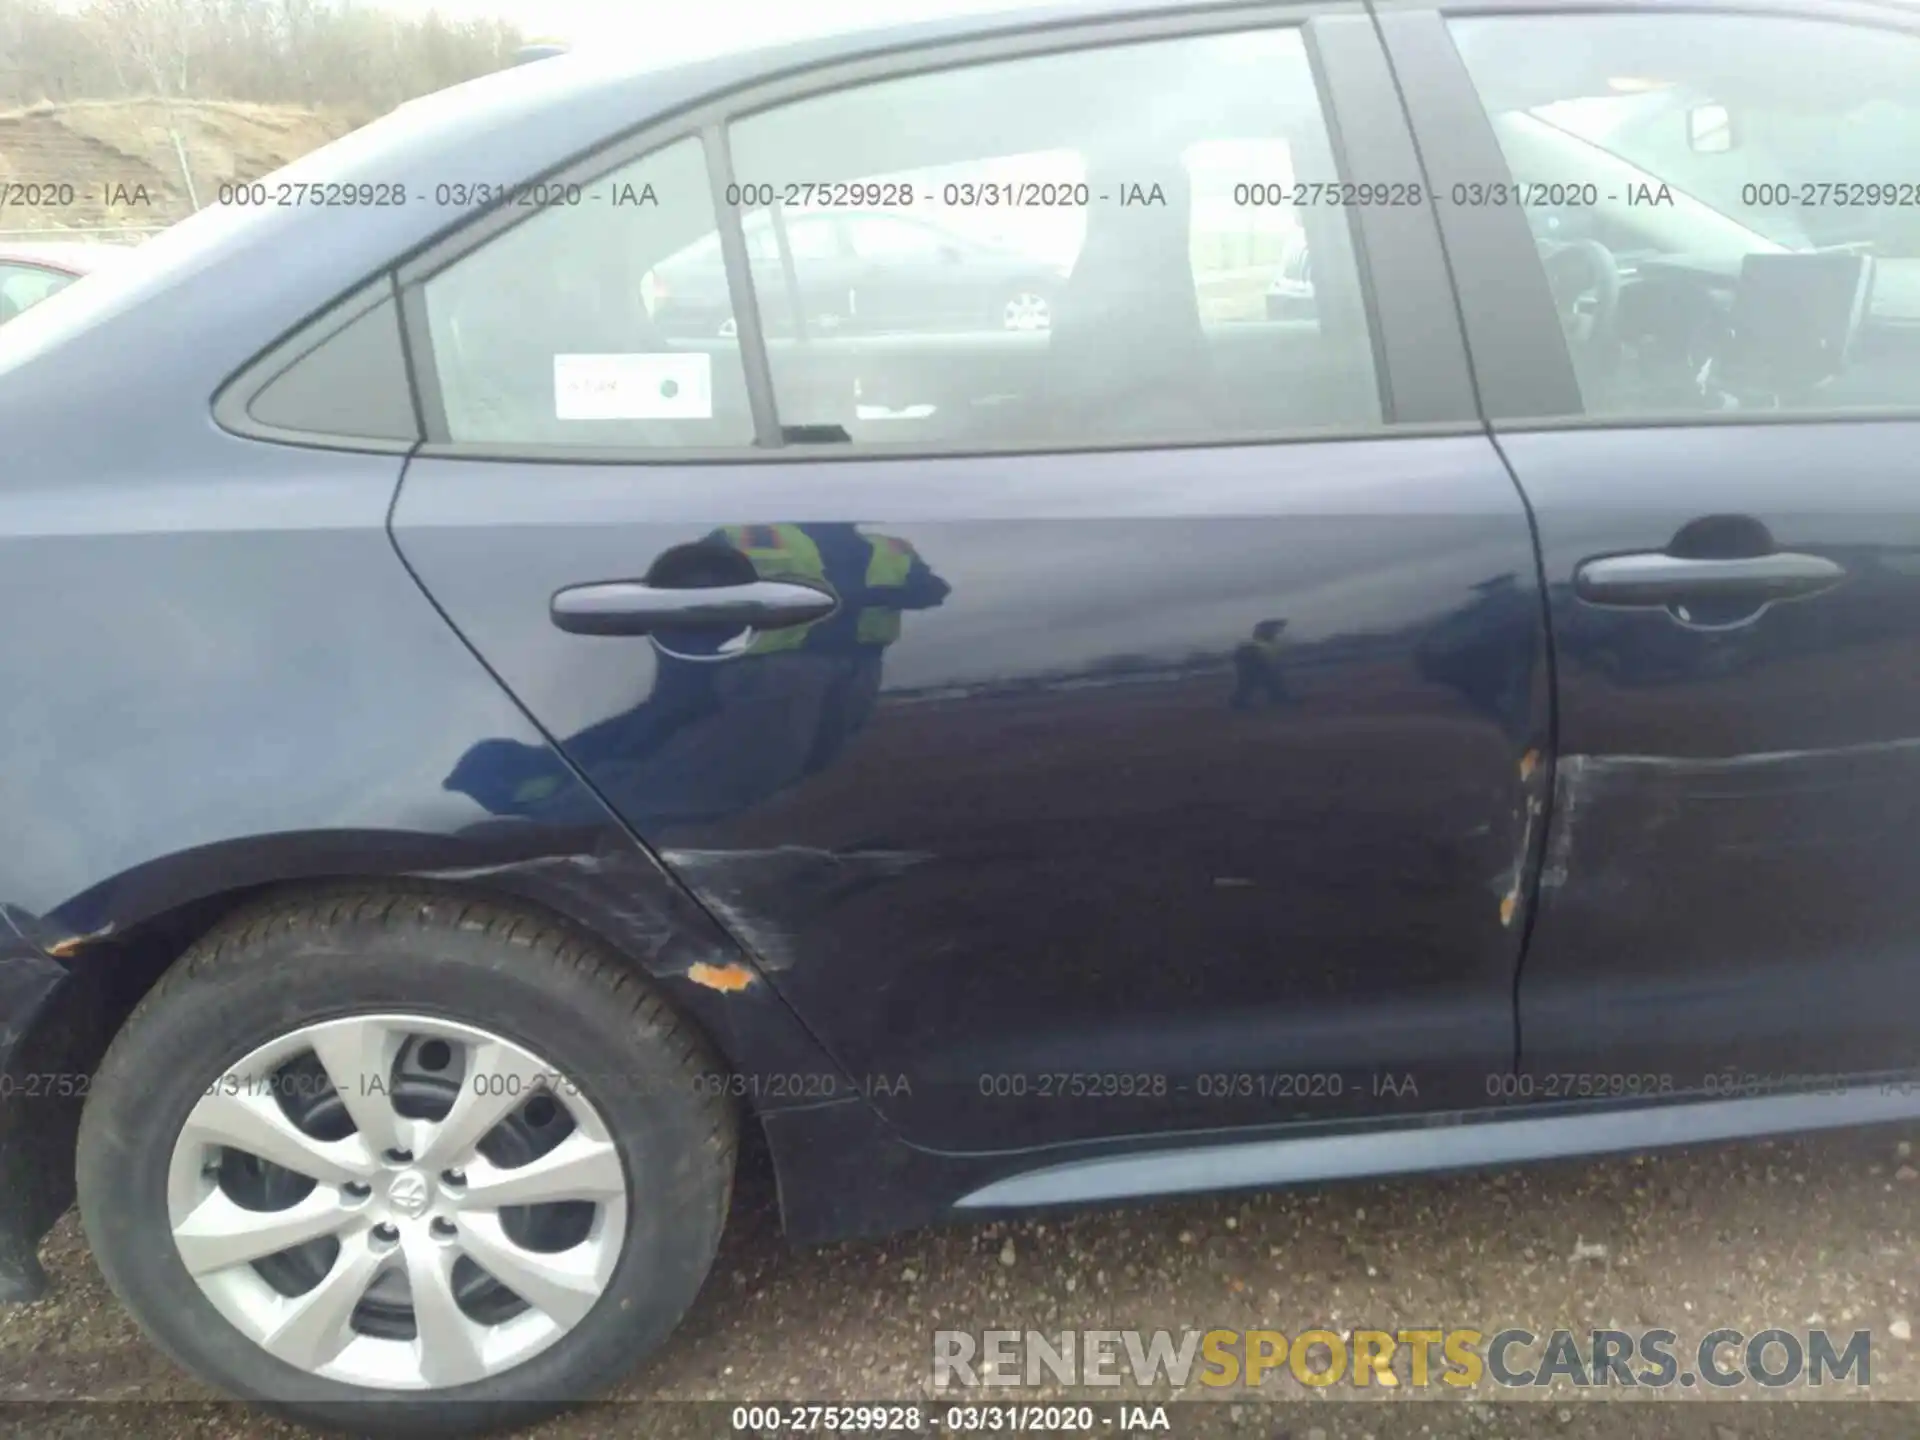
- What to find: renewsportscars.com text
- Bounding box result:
[932,1326,1871,1390]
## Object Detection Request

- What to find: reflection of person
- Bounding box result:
[720,524,948,655]
[444,523,949,828]
[1229,618,1290,709]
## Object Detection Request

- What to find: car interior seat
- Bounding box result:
[1043,158,1217,439]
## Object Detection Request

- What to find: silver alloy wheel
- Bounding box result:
[165,1014,627,1391]
[1002,292,1051,332]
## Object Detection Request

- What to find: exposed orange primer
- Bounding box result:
[687,961,757,993]
[47,924,114,957]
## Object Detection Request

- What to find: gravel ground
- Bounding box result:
[5,1123,1920,1437]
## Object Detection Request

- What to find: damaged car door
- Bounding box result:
[391,12,1553,1150]
[1403,4,1920,1092]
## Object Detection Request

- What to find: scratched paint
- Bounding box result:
[44,924,113,959]
[1496,747,1549,927]
[659,846,934,974]
[1540,736,1920,891]
[685,961,757,993]
[1518,732,1920,1079]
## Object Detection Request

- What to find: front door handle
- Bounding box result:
[1574,551,1846,608]
[550,579,837,637]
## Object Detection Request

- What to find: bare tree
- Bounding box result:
[0,0,523,110]
[87,0,198,98]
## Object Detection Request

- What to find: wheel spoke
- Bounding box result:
[183,1087,374,1185]
[402,1231,490,1388]
[166,1011,632,1391]
[173,1187,347,1276]
[455,1211,606,1329]
[259,1231,386,1371]
[456,1132,623,1209]
[307,1019,407,1156]
[413,1040,553,1170]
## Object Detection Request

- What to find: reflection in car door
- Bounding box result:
[392,12,1554,1152]
[1385,2,1920,1096]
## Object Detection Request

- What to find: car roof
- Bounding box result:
[0,241,133,274]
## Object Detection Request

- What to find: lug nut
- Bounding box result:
[382,1148,413,1165]
[370,1223,399,1245]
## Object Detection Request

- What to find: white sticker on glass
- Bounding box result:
[553,352,713,420]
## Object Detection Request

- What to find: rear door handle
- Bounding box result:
[550,579,837,636]
[1574,551,1846,607]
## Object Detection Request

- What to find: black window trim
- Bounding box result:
[394,0,1484,463]
[1377,0,1920,430]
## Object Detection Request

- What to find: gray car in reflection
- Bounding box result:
[648,208,1068,338]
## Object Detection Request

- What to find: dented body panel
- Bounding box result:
[0,442,856,1282]
[6,0,1917,1310]
[393,439,1553,1149]
[1502,423,1920,1086]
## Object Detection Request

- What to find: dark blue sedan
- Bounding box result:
[1,0,1918,1432]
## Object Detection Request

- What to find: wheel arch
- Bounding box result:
[3,827,879,1271]
[32,830,855,1104]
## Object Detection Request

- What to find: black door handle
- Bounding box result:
[551,579,837,637]
[1574,551,1846,608]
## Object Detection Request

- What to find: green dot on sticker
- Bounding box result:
[660,379,679,399]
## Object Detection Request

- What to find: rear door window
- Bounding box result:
[724,24,1385,447]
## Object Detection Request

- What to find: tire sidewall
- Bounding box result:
[77,914,726,1423]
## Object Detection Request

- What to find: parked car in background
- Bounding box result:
[647,208,1068,338]
[0,241,129,323]
[1263,229,1314,319]
[2,0,1920,1435]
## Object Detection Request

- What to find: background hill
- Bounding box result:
[1,97,361,234]
[0,0,521,236]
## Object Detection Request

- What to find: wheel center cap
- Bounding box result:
[388,1169,433,1219]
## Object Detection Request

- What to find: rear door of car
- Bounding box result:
[1380,0,1920,1096]
[390,4,1554,1152]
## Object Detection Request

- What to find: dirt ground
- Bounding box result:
[4,1121,1919,1438]
[0,99,359,234]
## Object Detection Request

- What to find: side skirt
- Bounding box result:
[764,1082,1920,1243]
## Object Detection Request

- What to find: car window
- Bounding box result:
[844,215,948,260]
[1450,13,1920,419]
[723,25,1383,446]
[0,263,77,320]
[767,215,839,260]
[420,136,756,448]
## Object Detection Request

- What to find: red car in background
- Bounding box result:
[0,241,130,323]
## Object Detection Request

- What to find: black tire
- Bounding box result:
[76,886,736,1438]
